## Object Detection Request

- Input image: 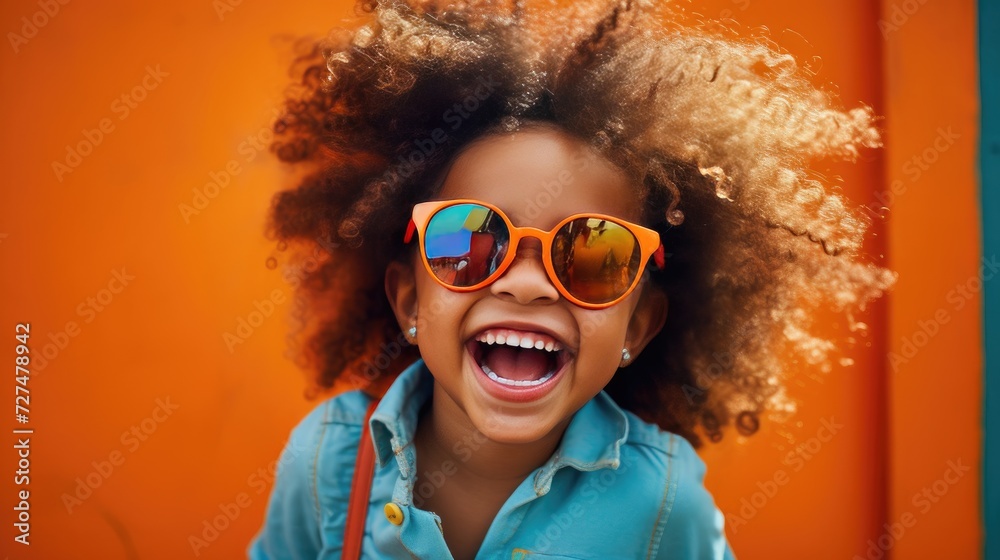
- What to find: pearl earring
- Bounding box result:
[407,326,417,340]
[620,347,631,366]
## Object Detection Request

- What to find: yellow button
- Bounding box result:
[384,502,404,526]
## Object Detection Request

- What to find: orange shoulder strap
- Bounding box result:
[343,399,380,559]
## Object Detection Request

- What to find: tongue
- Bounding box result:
[484,345,550,381]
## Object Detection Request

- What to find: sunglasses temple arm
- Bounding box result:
[653,244,665,269]
[404,219,417,243]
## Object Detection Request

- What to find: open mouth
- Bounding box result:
[467,328,570,389]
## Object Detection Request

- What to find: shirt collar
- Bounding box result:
[531,389,629,495]
[369,359,433,470]
[368,359,630,487]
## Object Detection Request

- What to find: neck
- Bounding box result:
[415,384,569,487]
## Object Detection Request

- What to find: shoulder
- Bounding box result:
[247,390,376,559]
[277,389,372,470]
[301,388,374,429]
[617,408,704,480]
[266,388,375,496]
[286,388,375,488]
[619,411,734,560]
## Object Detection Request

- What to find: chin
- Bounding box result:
[471,409,563,445]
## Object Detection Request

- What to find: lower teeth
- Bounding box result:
[481,364,555,387]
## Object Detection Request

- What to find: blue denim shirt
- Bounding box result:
[248,360,736,559]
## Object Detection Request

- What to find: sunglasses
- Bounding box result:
[404,199,665,309]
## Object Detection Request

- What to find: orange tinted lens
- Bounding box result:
[552,218,642,304]
[423,203,510,287]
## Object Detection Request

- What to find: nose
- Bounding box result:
[489,236,560,305]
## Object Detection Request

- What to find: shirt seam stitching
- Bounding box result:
[311,400,331,524]
[645,433,677,559]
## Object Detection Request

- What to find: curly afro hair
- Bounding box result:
[265,0,897,447]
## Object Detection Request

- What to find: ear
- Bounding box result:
[624,282,668,359]
[385,257,418,334]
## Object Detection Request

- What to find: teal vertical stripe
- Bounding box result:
[982,0,999,558]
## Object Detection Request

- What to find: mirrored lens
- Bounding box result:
[552,218,641,304]
[423,203,510,287]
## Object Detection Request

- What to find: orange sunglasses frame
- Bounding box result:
[403,198,665,310]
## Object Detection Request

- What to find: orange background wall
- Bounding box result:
[0,0,980,558]
[880,0,982,558]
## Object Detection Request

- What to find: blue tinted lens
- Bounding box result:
[424,203,509,287]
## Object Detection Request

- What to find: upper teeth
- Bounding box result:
[475,329,562,353]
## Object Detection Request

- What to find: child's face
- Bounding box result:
[387,125,667,445]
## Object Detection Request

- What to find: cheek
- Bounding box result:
[575,309,631,359]
[413,273,467,331]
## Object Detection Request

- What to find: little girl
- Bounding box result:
[249,1,896,558]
